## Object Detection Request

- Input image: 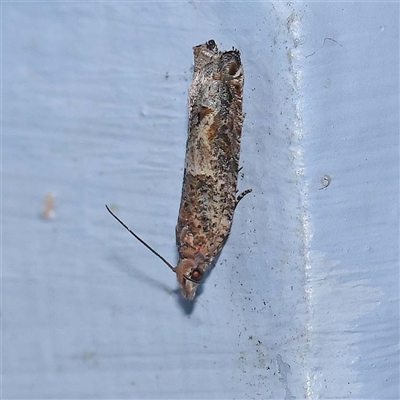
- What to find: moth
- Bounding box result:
[107,39,251,300]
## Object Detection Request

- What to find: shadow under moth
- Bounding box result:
[107,39,251,300]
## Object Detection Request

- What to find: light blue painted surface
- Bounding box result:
[3,3,398,399]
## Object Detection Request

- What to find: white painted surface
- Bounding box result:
[3,3,398,399]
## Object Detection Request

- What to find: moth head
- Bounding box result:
[174,259,205,300]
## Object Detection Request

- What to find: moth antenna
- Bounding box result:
[105,205,176,272]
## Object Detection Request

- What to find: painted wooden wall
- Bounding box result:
[3,3,398,398]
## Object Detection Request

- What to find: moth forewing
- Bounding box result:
[107,40,250,301]
[174,40,249,300]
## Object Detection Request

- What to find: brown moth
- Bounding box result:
[106,39,251,300]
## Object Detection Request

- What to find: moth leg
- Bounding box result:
[238,166,243,173]
[236,188,252,207]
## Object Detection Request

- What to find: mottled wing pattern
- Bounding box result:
[174,40,245,299]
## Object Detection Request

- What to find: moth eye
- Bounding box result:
[191,269,203,282]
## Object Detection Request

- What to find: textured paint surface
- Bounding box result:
[3,3,399,399]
